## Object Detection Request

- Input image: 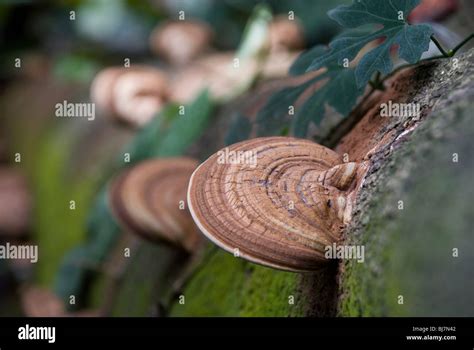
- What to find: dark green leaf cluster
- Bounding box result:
[255,0,433,137]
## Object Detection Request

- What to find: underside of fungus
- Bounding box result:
[109,158,201,252]
[187,137,360,272]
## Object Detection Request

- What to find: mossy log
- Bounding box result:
[109,49,473,317]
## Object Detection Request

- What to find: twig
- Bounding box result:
[431,35,451,58]
[451,33,474,56]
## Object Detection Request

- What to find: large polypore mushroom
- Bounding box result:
[91,66,169,128]
[150,20,213,65]
[109,158,201,252]
[187,137,361,272]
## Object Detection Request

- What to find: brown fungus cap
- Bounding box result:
[91,66,169,128]
[268,16,305,52]
[90,66,124,116]
[187,137,359,272]
[20,286,65,317]
[409,0,458,23]
[109,158,201,252]
[112,68,169,127]
[150,20,213,65]
[169,51,297,103]
[169,53,257,103]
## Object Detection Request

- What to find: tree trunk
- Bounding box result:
[110,48,474,317]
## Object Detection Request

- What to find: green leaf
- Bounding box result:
[85,188,120,263]
[254,0,434,139]
[256,77,317,136]
[292,66,363,137]
[156,90,214,156]
[225,112,252,146]
[259,56,364,138]
[54,245,92,309]
[123,104,179,164]
[123,89,213,160]
[307,0,432,87]
[289,45,328,76]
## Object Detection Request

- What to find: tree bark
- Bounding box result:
[110,49,474,317]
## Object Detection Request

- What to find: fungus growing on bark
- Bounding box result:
[20,286,65,317]
[268,16,305,52]
[91,66,169,128]
[187,137,361,272]
[109,158,201,252]
[150,20,213,65]
[409,0,458,23]
[169,52,297,103]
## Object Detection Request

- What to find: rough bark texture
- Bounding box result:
[104,48,474,317]
[338,50,474,316]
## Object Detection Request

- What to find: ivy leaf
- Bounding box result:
[256,77,318,136]
[123,104,179,164]
[289,45,328,76]
[258,59,364,137]
[307,0,433,87]
[156,90,214,157]
[292,65,364,137]
[54,245,92,308]
[124,90,214,161]
[225,112,252,145]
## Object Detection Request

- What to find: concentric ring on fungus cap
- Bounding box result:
[187,137,359,272]
[109,157,201,252]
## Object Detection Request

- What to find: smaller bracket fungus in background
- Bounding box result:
[169,52,297,103]
[408,0,459,23]
[0,167,31,238]
[149,20,214,65]
[20,286,65,317]
[187,137,361,272]
[91,66,169,128]
[169,53,257,103]
[90,66,123,116]
[268,16,305,52]
[109,158,201,253]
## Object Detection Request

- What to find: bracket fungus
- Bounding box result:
[109,158,201,252]
[170,52,298,103]
[187,137,361,272]
[91,67,124,115]
[91,66,169,128]
[150,20,213,65]
[169,53,257,103]
[20,286,65,317]
[268,16,305,52]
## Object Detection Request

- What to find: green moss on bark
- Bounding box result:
[170,250,304,317]
[339,101,474,316]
